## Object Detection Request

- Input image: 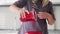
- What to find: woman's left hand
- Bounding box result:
[37,12,55,25]
[37,12,49,19]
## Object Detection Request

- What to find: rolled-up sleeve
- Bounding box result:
[43,2,56,20]
[14,0,27,8]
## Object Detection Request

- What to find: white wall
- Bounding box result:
[54,6,60,30]
[0,0,17,5]
[50,0,60,4]
[0,7,22,29]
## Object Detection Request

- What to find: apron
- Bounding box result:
[18,21,42,34]
[19,0,42,34]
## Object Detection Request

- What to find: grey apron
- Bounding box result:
[18,21,42,34]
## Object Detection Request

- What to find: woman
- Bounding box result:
[9,0,55,34]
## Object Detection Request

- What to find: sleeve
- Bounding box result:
[44,2,56,20]
[13,0,27,8]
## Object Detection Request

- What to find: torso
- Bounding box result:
[25,0,42,13]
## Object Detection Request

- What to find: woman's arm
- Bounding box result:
[9,0,27,12]
[47,2,56,25]
[47,13,55,25]
[37,12,55,25]
[37,2,55,25]
[9,0,29,18]
[9,5,21,13]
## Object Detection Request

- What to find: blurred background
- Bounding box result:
[0,0,60,34]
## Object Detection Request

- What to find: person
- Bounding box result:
[9,0,56,34]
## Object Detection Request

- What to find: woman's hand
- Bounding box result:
[37,12,49,19]
[9,5,29,18]
[19,8,29,18]
[37,12,55,25]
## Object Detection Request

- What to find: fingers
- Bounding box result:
[37,14,44,19]
[22,10,26,18]
[37,12,47,19]
[25,10,29,14]
[20,9,29,18]
[20,9,25,18]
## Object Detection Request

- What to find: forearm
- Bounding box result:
[9,5,22,13]
[47,13,55,25]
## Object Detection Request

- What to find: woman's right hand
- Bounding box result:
[9,5,29,18]
[19,9,29,18]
